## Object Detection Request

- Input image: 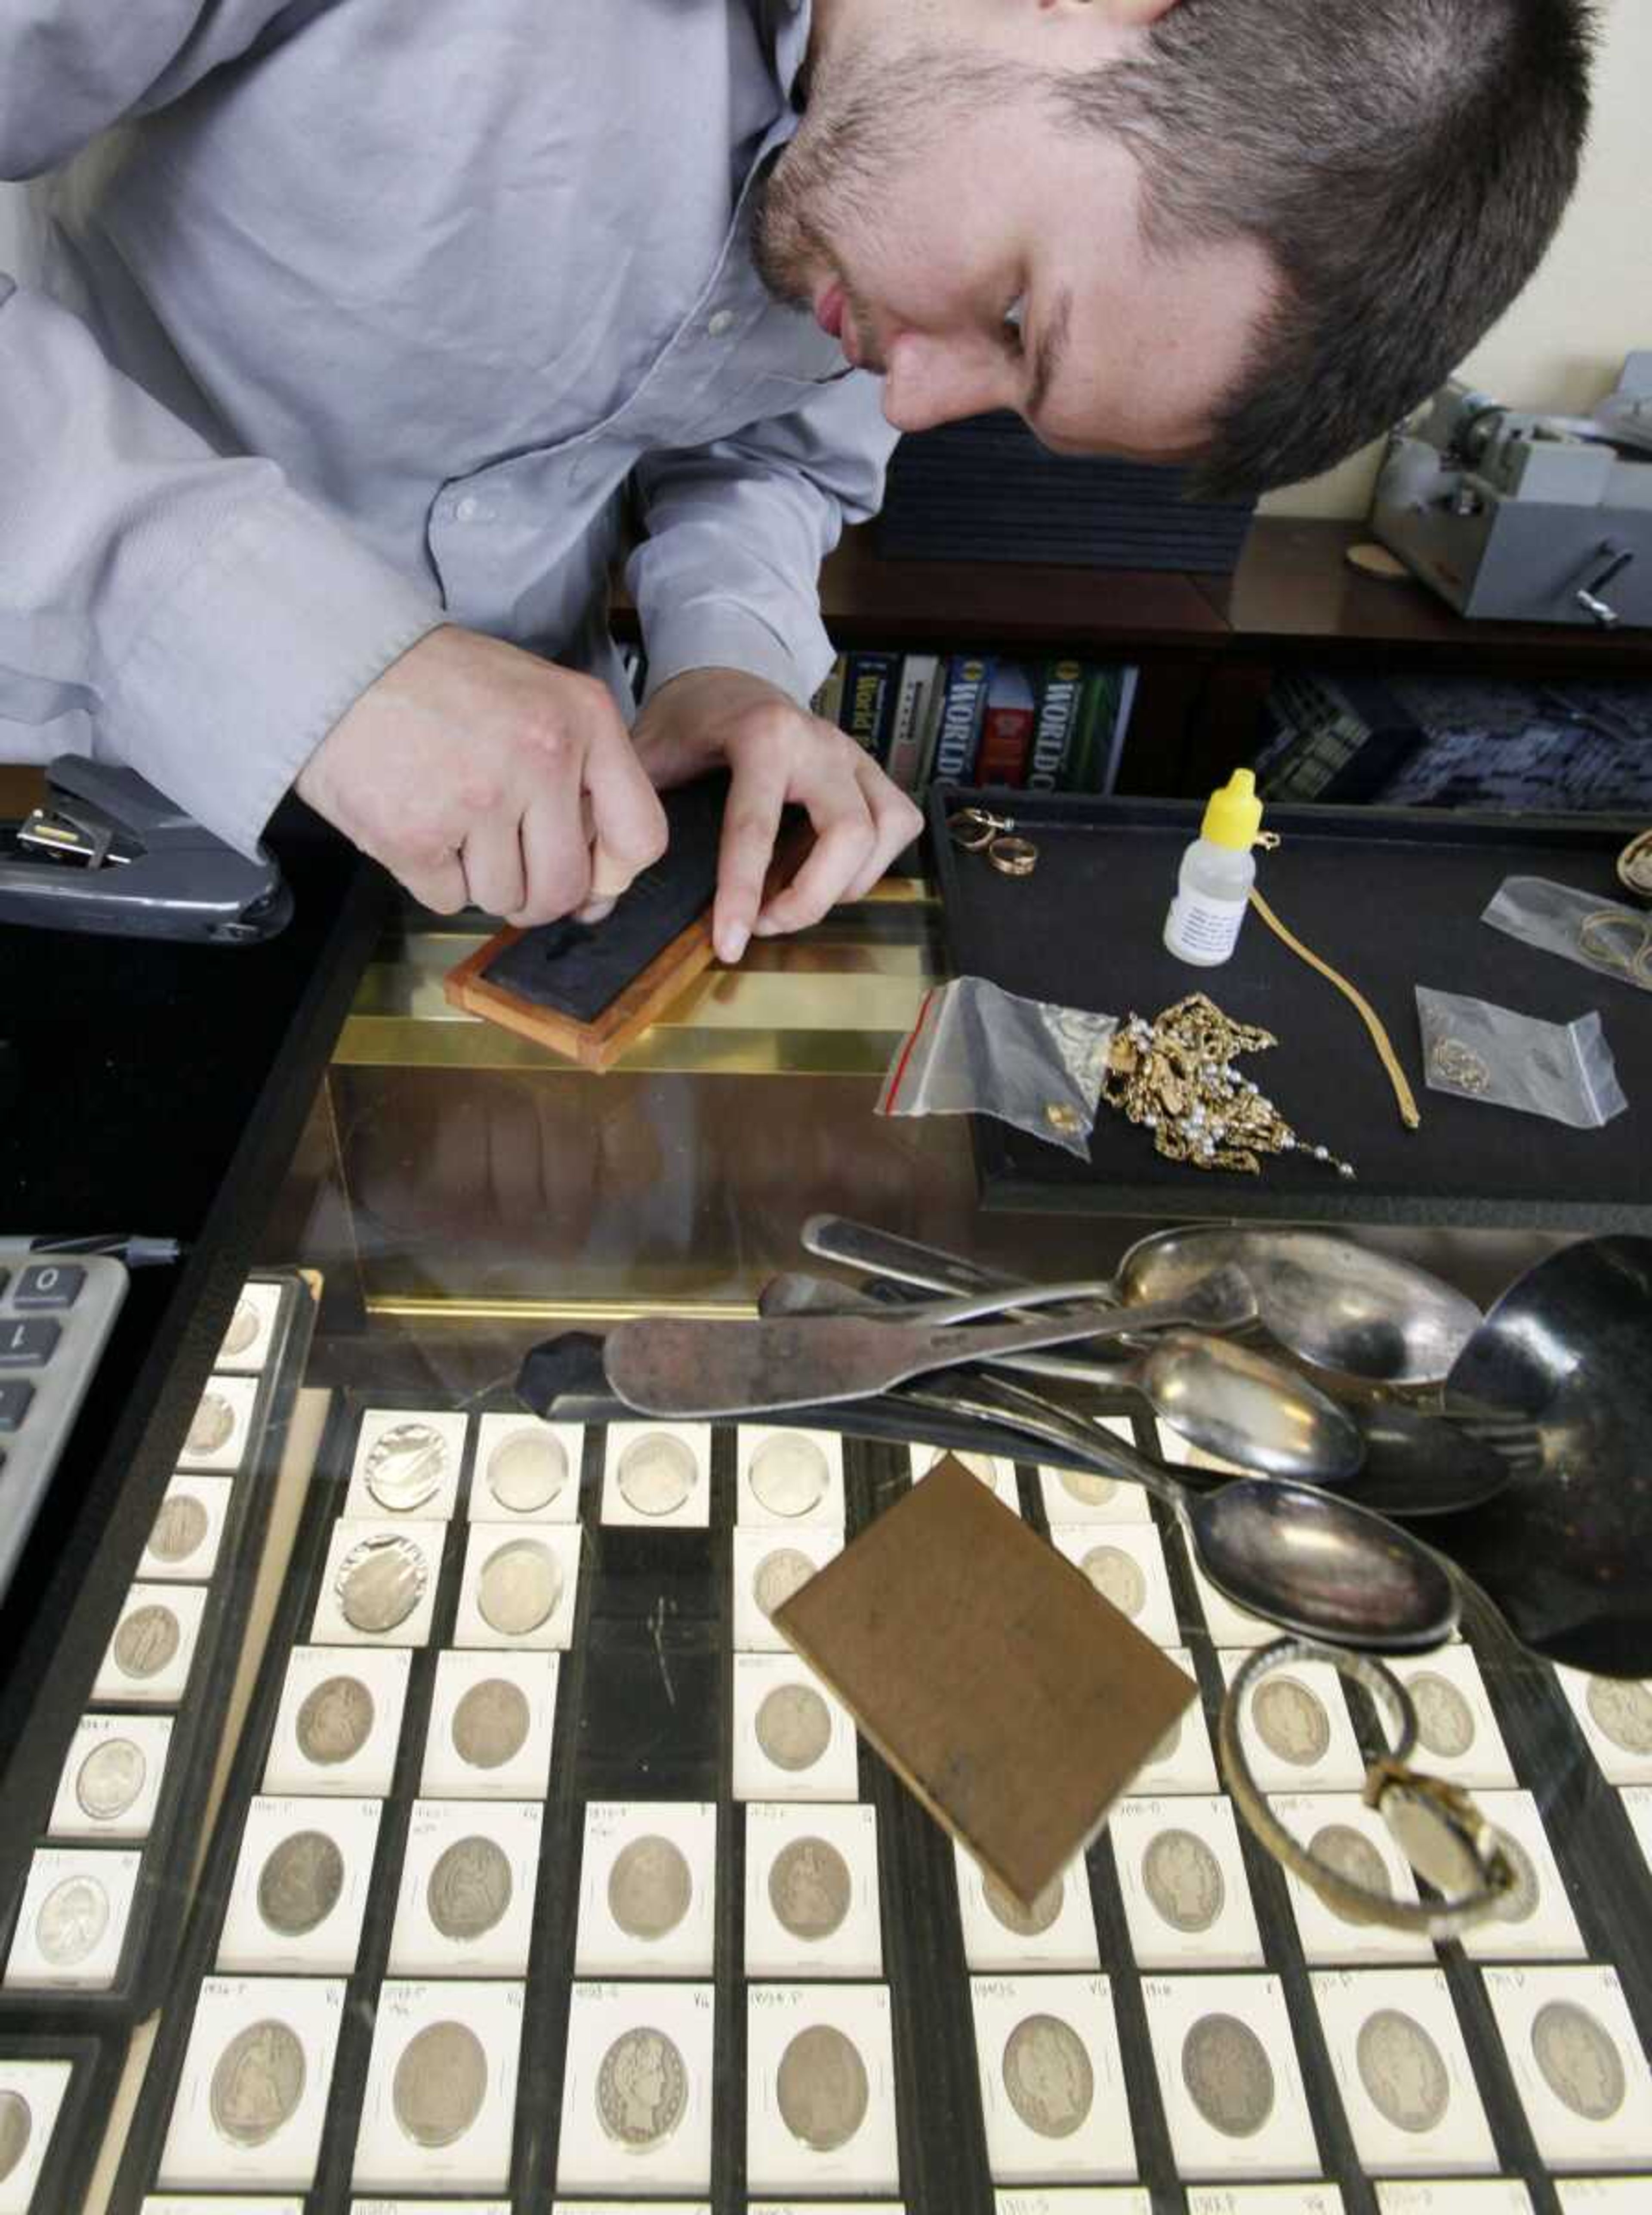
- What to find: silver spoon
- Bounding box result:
[802,1215,1481,1386]
[759,1269,1362,1483]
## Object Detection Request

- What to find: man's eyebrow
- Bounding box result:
[1026,286,1072,424]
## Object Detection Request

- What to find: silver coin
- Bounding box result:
[1491,1828,1541,1924]
[296,1673,376,1765]
[451,1677,531,1770]
[0,2092,30,2185]
[210,2018,307,2147]
[1079,1545,1147,1618]
[1181,2012,1276,2138]
[256,1829,346,1938]
[749,1432,831,1518]
[595,2027,688,2150]
[36,1874,111,1967]
[607,1834,693,1941]
[1143,1827,1226,1933]
[336,1533,428,1633]
[428,1835,513,1941]
[187,1388,237,1457]
[1408,1671,1477,1759]
[148,1491,210,1564]
[392,2021,488,2147]
[1253,1676,1332,1767]
[776,2024,870,2152]
[477,1538,563,1637]
[1309,1822,1393,1922]
[1002,2013,1094,2139]
[222,1295,262,1357]
[769,1836,854,1941]
[1531,1998,1626,2121]
[484,1426,570,1513]
[616,1432,697,1517]
[112,1602,181,1681]
[755,1682,834,1772]
[1356,2007,1452,2134]
[1057,1466,1119,1507]
[1144,1713,1183,1768]
[754,1547,818,1620]
[75,1737,147,1822]
[983,1870,1065,1938]
[364,1420,448,1513]
[1585,1676,1652,1756]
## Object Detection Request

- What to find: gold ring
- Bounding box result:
[989,836,1038,878]
[947,807,1012,853]
[1616,829,1652,904]
[1578,909,1649,976]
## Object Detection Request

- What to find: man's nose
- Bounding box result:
[880,331,1011,434]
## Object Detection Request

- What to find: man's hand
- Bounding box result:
[630,666,923,962]
[296,625,667,923]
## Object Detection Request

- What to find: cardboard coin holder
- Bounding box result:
[1385,1650,1516,1791]
[469,1414,585,1524]
[1269,1793,1433,1965]
[1130,1648,1220,1796]
[351,1978,524,2192]
[600,1422,713,1531]
[1623,1783,1652,1879]
[1457,1790,1584,1963]
[1156,1422,1247,1477]
[1312,1966,1497,2175]
[49,1712,172,1842]
[310,1518,445,1648]
[1375,2184,1538,2213]
[419,1648,560,1801]
[1482,1963,1652,2170]
[1187,1545,1283,1649]
[1553,1670,1652,1787]
[217,1796,381,1975]
[176,1373,260,1473]
[1188,2191,1352,2215]
[909,1443,1022,1516]
[139,1474,234,1583]
[733,1651,861,1803]
[1554,2184,1652,2212]
[954,1839,1100,1974]
[92,1581,209,1707]
[970,1972,1135,2186]
[141,2197,306,2215]
[343,1409,467,1524]
[4,1845,142,1990]
[451,1521,582,1651]
[736,1426,848,1528]
[262,1645,410,1799]
[1036,1418,1155,1525]
[576,1800,717,1977]
[0,2058,74,2215]
[556,1981,715,2197]
[1110,1793,1263,1971]
[158,1975,345,2190]
[745,1981,900,2198]
[997,2190,1155,2215]
[752,2204,903,2215]
[745,1800,882,1979]
[733,1525,844,1654]
[1220,1650,1367,1793]
[216,1278,284,1372]
[1142,1972,1319,2181]
[552,2204,709,2215]
[387,1798,542,1978]
[1048,1523,1179,1648]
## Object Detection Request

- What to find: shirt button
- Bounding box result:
[454,495,481,522]
[706,309,735,338]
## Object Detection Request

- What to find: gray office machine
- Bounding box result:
[1371,352,1652,629]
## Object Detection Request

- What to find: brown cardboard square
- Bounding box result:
[774,1454,1196,1905]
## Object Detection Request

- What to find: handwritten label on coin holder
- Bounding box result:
[139,1473,234,1583]
[737,1426,847,1528]
[216,1796,382,1975]
[1270,1794,1433,1966]
[576,1801,716,1977]
[997,2188,1155,2215]
[1456,1791,1585,1963]
[745,1981,899,2198]
[733,1525,844,1654]
[90,1581,209,1707]
[139,2196,306,2214]
[1555,2182,1652,2211]
[1187,2188,1352,2215]
[342,1410,467,1523]
[262,1645,411,1799]
[4,1846,141,1990]
[1130,1647,1220,1796]
[158,1975,345,2190]
[451,1522,582,1651]
[1312,1967,1497,2175]
[733,1651,861,1803]
[1219,1651,1367,1793]
[1375,2183,1539,2212]
[551,2203,710,2214]
[600,1422,713,1530]
[351,1978,524,2192]
[1552,1671,1652,1787]
[1623,1784,1652,1880]
[309,1519,444,1648]
[955,1840,1100,1974]
[0,2058,73,2215]
[745,1801,883,1979]
[1036,1418,1155,1525]
[1385,1651,1516,1791]
[1112,1795,1263,1971]
[1143,1972,1319,2181]
[176,1374,260,1473]
[555,1981,715,2197]
[909,1442,1021,1516]
[1482,1964,1652,2169]
[49,1712,172,1842]
[419,1648,560,1801]
[216,1278,284,1372]
[751,2203,906,2215]
[1048,1524,1179,1649]
[469,1413,584,1524]
[970,1972,1134,2186]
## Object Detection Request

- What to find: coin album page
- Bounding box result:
[1141,1972,1320,2181]
[1269,1793,1434,1966]
[157,1974,345,2189]
[469,1412,585,1523]
[176,1371,260,1473]
[5,1845,144,1991]
[731,1524,844,1653]
[736,1424,848,1527]
[137,1474,233,1583]
[92,1581,209,1707]
[744,1980,900,2196]
[1218,1651,1368,1793]
[310,1517,446,1648]
[1047,1522,1179,1648]
[216,1794,382,1975]
[600,1421,714,1529]
[1110,1793,1264,1970]
[744,1800,882,1979]
[342,1408,468,1522]
[417,1647,560,1800]
[48,1712,172,1843]
[732,1650,861,1802]
[262,1645,411,1798]
[1374,2181,1544,2212]
[0,2059,74,2215]
[953,1837,1102,1974]
[450,1519,583,1651]
[1482,1964,1652,2169]
[1386,1648,1517,1791]
[968,1972,1135,2185]
[386,1797,542,1977]
[1036,1420,1155,1525]
[908,1442,1022,1515]
[1552,1669,1652,1787]
[351,1976,524,2191]
[555,1980,716,2195]
[1457,1790,1585,1962]
[1312,1966,1498,2175]
[576,1800,717,1976]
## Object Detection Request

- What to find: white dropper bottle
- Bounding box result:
[1163,768,1263,967]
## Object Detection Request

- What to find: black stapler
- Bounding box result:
[0,755,291,944]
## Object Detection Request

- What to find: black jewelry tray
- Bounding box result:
[928,786,1652,1231]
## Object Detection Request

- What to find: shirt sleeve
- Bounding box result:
[0,6,447,852]
[626,370,899,710]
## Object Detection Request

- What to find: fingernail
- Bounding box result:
[720,924,749,964]
[576,897,616,925]
[752,917,779,938]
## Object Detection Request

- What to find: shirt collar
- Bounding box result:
[766,0,813,110]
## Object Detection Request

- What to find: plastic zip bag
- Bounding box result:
[1482,876,1652,994]
[878,975,1116,1158]
[1415,985,1627,1128]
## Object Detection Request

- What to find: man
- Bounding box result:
[0,0,1592,957]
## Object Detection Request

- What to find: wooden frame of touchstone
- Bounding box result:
[351,1978,524,2193]
[773,1457,1196,1908]
[1311,1966,1498,2177]
[216,1794,382,1976]
[157,1974,346,2191]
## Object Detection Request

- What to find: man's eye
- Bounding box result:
[1002,293,1028,354]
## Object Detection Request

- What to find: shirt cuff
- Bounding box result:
[108,484,447,854]
[638,592,834,715]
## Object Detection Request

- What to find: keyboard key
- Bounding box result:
[0,1380,34,1430]
[0,1320,59,1368]
[14,1263,85,1309]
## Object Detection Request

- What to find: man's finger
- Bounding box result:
[713,752,790,963]
[842,761,923,902]
[583,723,669,905]
[517,792,594,924]
[459,816,528,919]
[392,847,470,915]
[753,782,876,937]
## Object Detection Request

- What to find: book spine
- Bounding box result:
[841,650,902,763]
[810,651,848,726]
[930,654,995,786]
[885,654,938,792]
[909,659,951,793]
[1025,658,1087,792]
[974,661,1037,787]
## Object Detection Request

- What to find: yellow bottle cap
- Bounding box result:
[1201,768,1264,851]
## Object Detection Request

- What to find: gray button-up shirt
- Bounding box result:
[0,0,896,851]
